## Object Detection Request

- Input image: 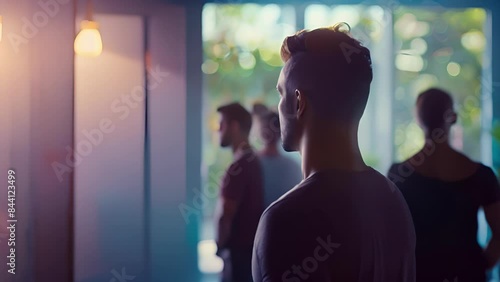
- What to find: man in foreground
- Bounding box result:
[252,24,416,282]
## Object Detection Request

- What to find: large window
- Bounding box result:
[302,4,488,166]
[200,3,492,280]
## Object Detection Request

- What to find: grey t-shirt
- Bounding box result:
[252,167,416,282]
[259,154,302,207]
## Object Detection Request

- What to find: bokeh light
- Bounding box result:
[447,62,461,76]
[201,60,219,74]
[238,52,256,70]
[395,13,430,40]
[396,54,424,72]
[410,38,428,55]
[461,30,486,52]
[212,43,230,59]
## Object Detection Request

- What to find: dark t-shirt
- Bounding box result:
[252,167,416,282]
[388,163,500,282]
[220,149,264,249]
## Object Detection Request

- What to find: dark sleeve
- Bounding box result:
[252,205,337,282]
[479,166,500,207]
[220,160,247,201]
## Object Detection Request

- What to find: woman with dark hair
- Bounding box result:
[388,88,500,282]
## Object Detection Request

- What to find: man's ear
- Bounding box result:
[295,89,306,118]
[443,109,457,125]
[414,108,424,128]
[450,112,457,125]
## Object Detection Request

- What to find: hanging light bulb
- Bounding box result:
[74,0,102,56]
[74,20,102,56]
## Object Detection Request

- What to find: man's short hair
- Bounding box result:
[252,102,269,117]
[217,102,252,135]
[280,23,373,121]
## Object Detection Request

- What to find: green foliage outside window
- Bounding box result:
[201,4,490,237]
[202,4,295,223]
[393,8,486,161]
[493,121,500,176]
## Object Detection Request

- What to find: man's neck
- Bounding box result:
[232,140,251,159]
[422,134,456,158]
[300,122,367,179]
[260,144,280,157]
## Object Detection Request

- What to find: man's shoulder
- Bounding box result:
[261,179,319,219]
[234,149,260,166]
[228,150,261,172]
[387,162,403,173]
[263,192,298,218]
[256,183,335,248]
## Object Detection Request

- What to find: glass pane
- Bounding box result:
[201,3,295,275]
[393,8,487,161]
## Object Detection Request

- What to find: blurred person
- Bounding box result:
[388,88,500,282]
[214,102,264,282]
[252,102,269,117]
[253,108,302,207]
[252,24,416,282]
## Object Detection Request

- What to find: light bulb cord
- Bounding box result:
[86,0,93,21]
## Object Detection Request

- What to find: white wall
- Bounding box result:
[148,5,198,281]
[73,1,198,281]
[0,0,75,281]
[74,14,146,282]
[0,1,197,281]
